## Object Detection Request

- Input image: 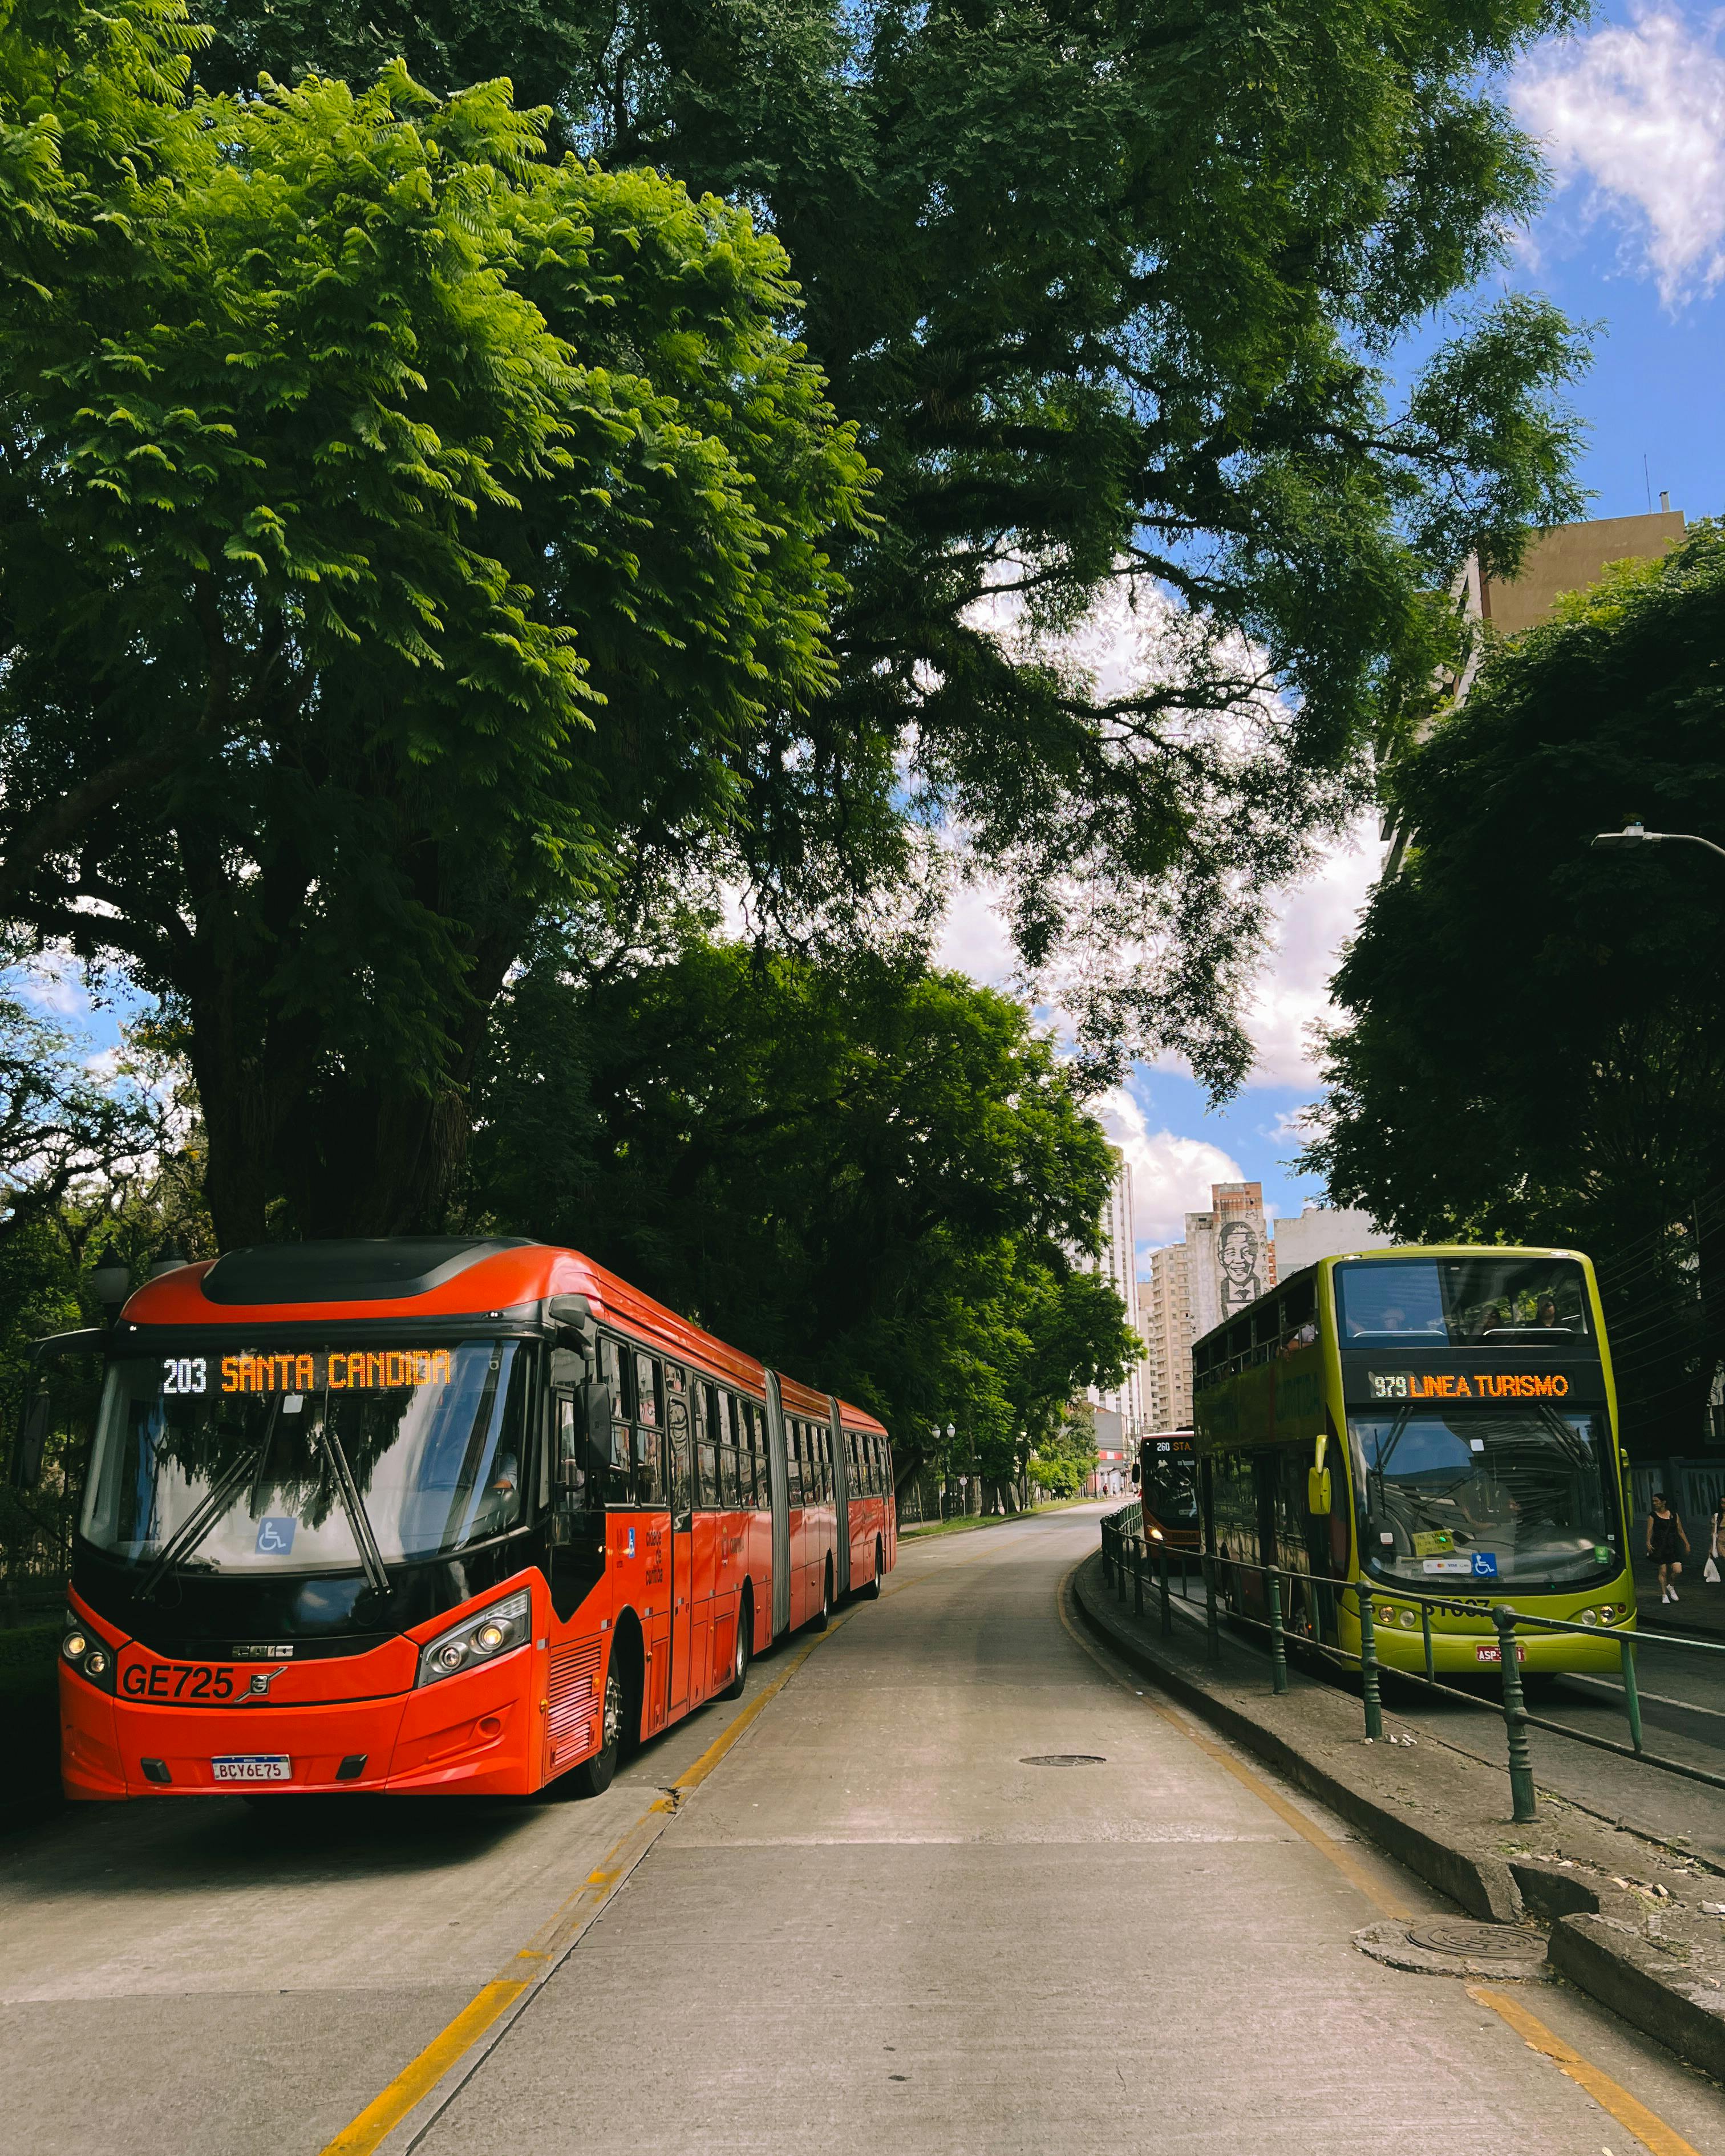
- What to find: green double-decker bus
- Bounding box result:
[1192,1247,1636,1673]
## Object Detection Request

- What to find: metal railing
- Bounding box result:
[1099,1506,1725,1826]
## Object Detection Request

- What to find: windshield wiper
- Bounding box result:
[318,1419,390,1595]
[137,1444,265,1599]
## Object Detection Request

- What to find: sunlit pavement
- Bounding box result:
[2,1508,1719,2155]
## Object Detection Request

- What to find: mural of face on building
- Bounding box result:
[1218,1219,1264,1313]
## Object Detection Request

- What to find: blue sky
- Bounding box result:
[21,2,1723,1268]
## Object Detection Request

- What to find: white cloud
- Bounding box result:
[1514,7,1725,304]
[933,871,1018,985]
[1244,817,1388,1087]
[1098,1084,1245,1249]
[17,951,88,1018]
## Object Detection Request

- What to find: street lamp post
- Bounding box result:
[1592,821,1725,862]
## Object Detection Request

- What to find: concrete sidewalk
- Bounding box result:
[1636,1557,1725,1639]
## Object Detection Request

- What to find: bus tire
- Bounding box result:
[721,1590,752,1700]
[860,1539,884,1599]
[810,1558,832,1632]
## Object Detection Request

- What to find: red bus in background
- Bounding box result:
[1135,1431,1200,1559]
[29,1238,895,1802]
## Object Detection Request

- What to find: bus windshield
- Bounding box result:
[1335,1257,1591,1345]
[1349,1404,1619,1589]
[1141,1456,1200,1527]
[80,1339,532,1574]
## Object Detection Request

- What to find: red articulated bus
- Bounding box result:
[34,1238,895,1802]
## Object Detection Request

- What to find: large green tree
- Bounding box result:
[188,0,1593,1091]
[1306,526,1725,1454]
[467,932,1140,1486]
[0,0,866,1245]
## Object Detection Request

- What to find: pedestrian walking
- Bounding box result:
[1646,1493,1690,1603]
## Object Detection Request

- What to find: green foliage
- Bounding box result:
[1028,1412,1098,1501]
[0,992,213,1609]
[1306,522,1725,1452]
[183,0,1594,1091]
[0,0,867,1241]
[468,932,1140,1479]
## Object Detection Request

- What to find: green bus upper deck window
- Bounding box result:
[1335,1258,1591,1346]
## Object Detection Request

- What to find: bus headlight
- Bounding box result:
[62,1623,118,1693]
[415,1591,532,1689]
[1148,1528,1164,1542]
[1580,1608,1599,1626]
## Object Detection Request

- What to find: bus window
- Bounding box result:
[1282,1275,1316,1328]
[695,1397,716,1507]
[599,1336,626,1420]
[635,1353,661,1424]
[714,1389,737,1506]
[789,1424,804,1506]
[1350,1401,1617,1589]
[1335,1256,1590,1344]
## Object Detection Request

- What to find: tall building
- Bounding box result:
[1082,1150,1145,1441]
[1139,1241,1193,1430]
[1186,1181,1277,1339]
[1273,1205,1391,1275]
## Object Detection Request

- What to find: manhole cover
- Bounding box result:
[1354,1918,1550,1981]
[1021,1754,1107,1766]
[1405,1920,1544,1962]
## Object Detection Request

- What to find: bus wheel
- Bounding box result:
[810,1558,832,1632]
[722,1593,752,1700]
[861,1539,884,1600]
[561,1651,626,1800]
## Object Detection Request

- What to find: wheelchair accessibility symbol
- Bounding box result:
[256,1517,296,1556]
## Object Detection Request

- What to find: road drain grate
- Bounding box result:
[1021,1754,1107,1766]
[1354,1918,1550,1980]
[1404,1921,1544,1962]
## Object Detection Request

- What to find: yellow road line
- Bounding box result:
[320,1981,528,2155]
[1057,1560,1413,1919]
[321,1531,1050,2155]
[317,1607,854,2156]
[1469,1987,1704,2156]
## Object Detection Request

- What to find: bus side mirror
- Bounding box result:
[13,1388,50,1490]
[1307,1433,1330,1515]
[582,1382,611,1456]
[1131,1461,1141,1486]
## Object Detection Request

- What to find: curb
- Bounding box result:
[1548,1913,1725,2082]
[1072,1556,1725,2086]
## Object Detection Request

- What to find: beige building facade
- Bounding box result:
[1139,1241,1193,1431]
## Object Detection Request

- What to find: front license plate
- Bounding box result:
[1474,1643,1526,1665]
[212,1755,291,1782]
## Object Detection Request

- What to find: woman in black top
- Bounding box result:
[1647,1493,1690,1604]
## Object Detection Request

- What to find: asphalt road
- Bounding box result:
[2,1507,1720,2155]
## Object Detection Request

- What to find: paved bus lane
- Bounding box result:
[0,1664,775,2156]
[2,1508,1718,2156]
[411,1510,1721,2156]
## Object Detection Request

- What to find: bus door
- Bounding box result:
[766,1370,791,1637]
[545,1352,608,1623]
[677,1365,714,1700]
[667,1370,694,1718]
[829,1400,851,1597]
